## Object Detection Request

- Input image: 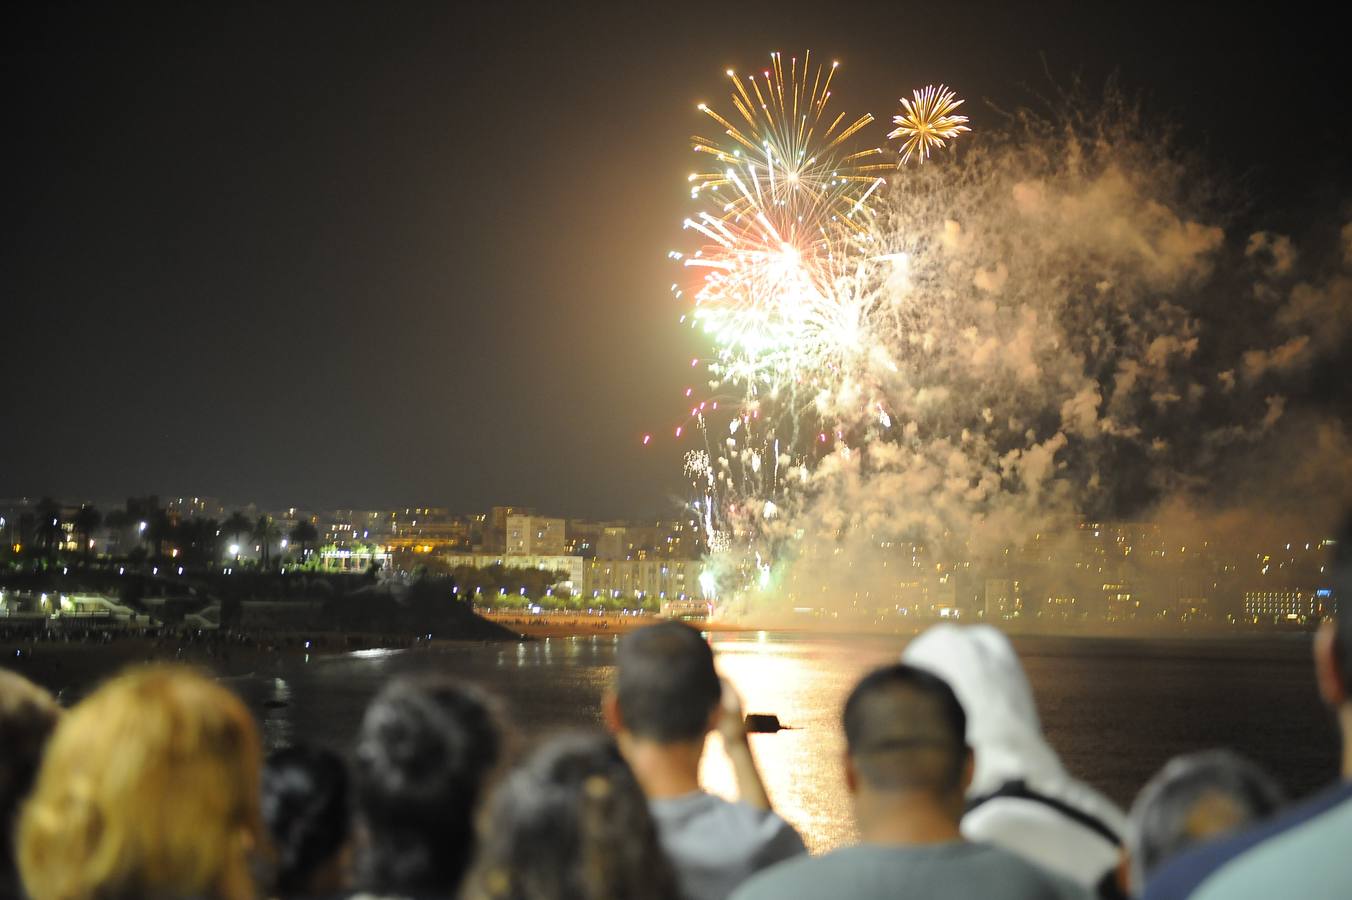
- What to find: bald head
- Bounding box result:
[843,664,969,795]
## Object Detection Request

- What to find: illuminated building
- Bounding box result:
[385,508,473,557]
[583,559,697,602]
[568,519,700,561]
[167,496,225,520]
[506,515,566,555]
[442,552,584,593]
[486,506,535,552]
[984,579,1023,620]
[1175,596,1213,622]
[1040,594,1080,620]
[318,543,392,572]
[321,509,394,546]
[1103,582,1138,622]
[1244,589,1314,621]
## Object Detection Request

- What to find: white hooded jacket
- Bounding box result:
[902,624,1127,889]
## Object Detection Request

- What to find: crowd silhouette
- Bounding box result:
[1,513,1349,900]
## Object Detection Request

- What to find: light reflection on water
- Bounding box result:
[231,632,1335,854]
[699,632,906,850]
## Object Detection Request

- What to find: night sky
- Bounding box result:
[3,1,1346,517]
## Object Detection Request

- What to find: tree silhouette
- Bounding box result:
[103,509,130,556]
[222,512,253,561]
[35,497,63,558]
[145,511,172,561]
[289,520,319,561]
[252,516,281,570]
[16,512,36,554]
[125,498,168,561]
[73,504,102,563]
[174,518,220,567]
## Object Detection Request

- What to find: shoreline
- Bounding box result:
[478,611,756,637]
[5,614,1316,702]
[479,611,1315,641]
[0,628,509,699]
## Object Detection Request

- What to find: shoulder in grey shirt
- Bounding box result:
[731,841,1091,900]
[649,791,807,900]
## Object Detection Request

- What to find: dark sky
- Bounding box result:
[2,1,1346,517]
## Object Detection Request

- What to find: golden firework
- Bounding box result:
[888,84,970,165]
[691,51,890,244]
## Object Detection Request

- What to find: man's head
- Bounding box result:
[1126,749,1284,892]
[607,621,720,744]
[842,664,972,808]
[1315,511,1352,723]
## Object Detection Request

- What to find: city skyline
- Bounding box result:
[4,491,1337,623]
[3,1,1348,519]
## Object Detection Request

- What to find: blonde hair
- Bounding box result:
[18,665,263,900]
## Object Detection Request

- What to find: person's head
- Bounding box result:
[842,664,973,817]
[0,672,60,889]
[1315,511,1352,742]
[1126,750,1285,894]
[902,623,1064,796]
[261,745,352,898]
[17,665,263,900]
[464,732,680,900]
[352,676,501,896]
[606,621,720,746]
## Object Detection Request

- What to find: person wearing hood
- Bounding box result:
[902,624,1128,892]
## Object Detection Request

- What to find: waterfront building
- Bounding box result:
[321,509,394,546]
[167,496,225,520]
[1175,595,1213,622]
[568,518,701,561]
[506,515,566,555]
[582,558,697,602]
[1244,589,1315,622]
[442,552,585,594]
[485,506,535,552]
[385,509,474,557]
[318,542,393,573]
[985,578,1023,620]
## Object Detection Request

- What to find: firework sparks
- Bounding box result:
[680,52,892,394]
[888,84,970,165]
[690,51,889,240]
[669,56,974,613]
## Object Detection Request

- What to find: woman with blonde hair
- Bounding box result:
[18,665,265,900]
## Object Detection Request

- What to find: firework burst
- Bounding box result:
[677,52,892,394]
[669,57,973,612]
[888,84,970,165]
[690,51,890,242]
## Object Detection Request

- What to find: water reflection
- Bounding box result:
[700,633,906,851]
[259,676,293,749]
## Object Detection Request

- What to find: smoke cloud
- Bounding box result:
[700,92,1351,620]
